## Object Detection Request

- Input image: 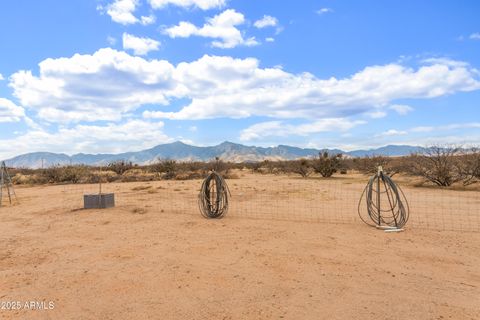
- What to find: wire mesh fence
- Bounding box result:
[1,171,478,232]
[49,171,480,232]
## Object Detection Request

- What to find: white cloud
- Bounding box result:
[389,104,413,115]
[240,118,365,141]
[9,50,480,124]
[9,48,178,123]
[375,129,408,137]
[140,14,156,25]
[105,0,139,25]
[102,0,156,26]
[148,0,226,10]
[147,56,479,121]
[23,116,42,130]
[123,33,160,55]
[0,73,4,81]
[470,33,480,40]
[316,8,333,15]
[0,120,172,160]
[422,57,469,68]
[0,98,25,122]
[254,15,278,29]
[163,9,259,48]
[265,37,275,43]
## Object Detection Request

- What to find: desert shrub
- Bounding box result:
[178,161,207,174]
[151,159,177,180]
[60,165,88,183]
[41,166,62,183]
[353,156,393,175]
[12,173,46,185]
[204,158,236,176]
[248,161,263,173]
[289,158,313,178]
[107,160,133,175]
[408,145,463,187]
[312,151,342,177]
[35,165,89,184]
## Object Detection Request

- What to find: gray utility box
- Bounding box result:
[84,193,115,209]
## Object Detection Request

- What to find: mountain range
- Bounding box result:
[3,141,425,168]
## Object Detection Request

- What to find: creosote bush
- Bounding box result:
[107,160,133,175]
[312,151,342,177]
[150,159,177,180]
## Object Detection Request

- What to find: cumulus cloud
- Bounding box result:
[0,73,4,81]
[104,0,139,25]
[148,0,225,10]
[0,98,25,122]
[389,104,413,115]
[102,0,156,25]
[9,50,480,124]
[123,33,160,55]
[254,15,278,28]
[240,118,365,141]
[163,9,259,48]
[9,48,178,123]
[265,37,275,42]
[145,56,480,120]
[0,120,172,160]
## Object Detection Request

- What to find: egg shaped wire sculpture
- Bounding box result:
[358,167,409,229]
[198,170,231,219]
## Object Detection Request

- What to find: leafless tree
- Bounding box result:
[409,145,463,187]
[459,147,480,186]
[290,158,313,178]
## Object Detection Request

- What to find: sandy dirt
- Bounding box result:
[1,173,479,319]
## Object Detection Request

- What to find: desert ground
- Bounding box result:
[1,172,479,319]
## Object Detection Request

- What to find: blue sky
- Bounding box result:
[0,0,479,158]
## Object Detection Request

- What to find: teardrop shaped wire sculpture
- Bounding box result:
[358,167,409,229]
[198,170,230,219]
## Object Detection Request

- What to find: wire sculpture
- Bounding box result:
[198,168,230,219]
[358,166,409,229]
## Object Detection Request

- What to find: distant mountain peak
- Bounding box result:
[3,142,424,168]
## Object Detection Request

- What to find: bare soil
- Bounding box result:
[1,173,479,319]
